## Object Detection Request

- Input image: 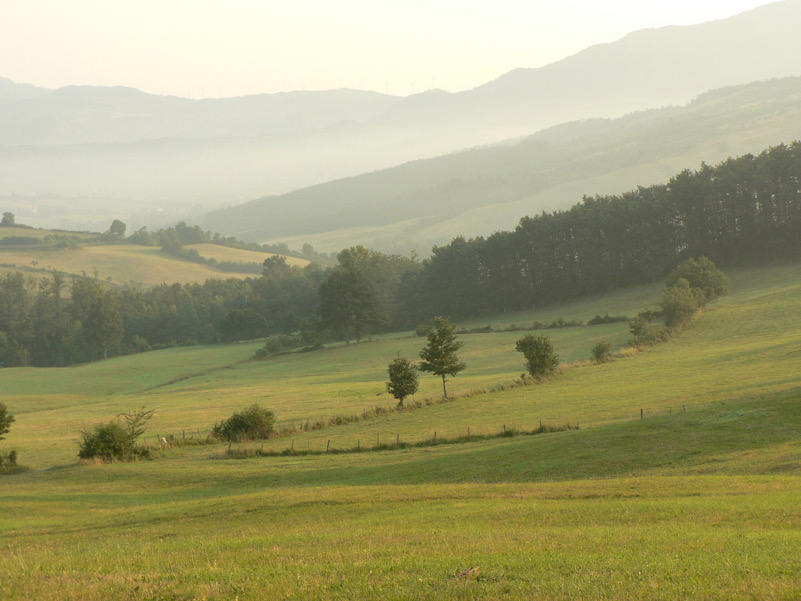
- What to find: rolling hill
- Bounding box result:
[2,1,801,232]
[0,226,307,286]
[203,76,801,253]
[1,261,800,599]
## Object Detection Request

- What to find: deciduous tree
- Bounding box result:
[386,357,419,409]
[418,316,465,398]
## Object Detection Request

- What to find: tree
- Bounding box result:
[386,357,419,408]
[418,316,466,398]
[318,246,383,343]
[107,219,127,236]
[1,212,15,226]
[515,334,559,378]
[0,402,14,441]
[665,256,729,303]
[84,290,124,360]
[262,255,291,277]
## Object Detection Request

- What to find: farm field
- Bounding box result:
[0,243,266,286]
[186,243,310,267]
[1,262,801,599]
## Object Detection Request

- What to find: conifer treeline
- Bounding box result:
[1,142,800,367]
[410,142,801,318]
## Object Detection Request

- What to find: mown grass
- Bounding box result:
[1,261,801,599]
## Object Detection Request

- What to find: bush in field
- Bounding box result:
[591,340,612,364]
[661,278,704,328]
[78,407,154,462]
[515,334,559,378]
[212,404,275,444]
[628,308,668,346]
[665,256,729,303]
[0,402,13,441]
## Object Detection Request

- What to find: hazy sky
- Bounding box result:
[1,0,780,98]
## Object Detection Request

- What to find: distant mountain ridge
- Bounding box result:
[2,0,801,232]
[201,76,801,254]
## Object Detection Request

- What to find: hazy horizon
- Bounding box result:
[1,0,780,99]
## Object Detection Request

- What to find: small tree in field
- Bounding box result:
[0,403,14,441]
[516,334,559,379]
[386,357,419,409]
[418,316,466,398]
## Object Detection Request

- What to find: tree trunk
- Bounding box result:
[442,375,448,398]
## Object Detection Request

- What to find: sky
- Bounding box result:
[0,0,781,98]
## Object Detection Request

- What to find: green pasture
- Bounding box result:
[1,261,801,599]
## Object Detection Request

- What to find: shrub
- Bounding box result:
[661,278,703,328]
[0,449,17,467]
[665,256,729,302]
[78,407,154,462]
[628,309,669,346]
[212,404,275,444]
[591,340,612,364]
[587,312,628,326]
[515,334,559,378]
[0,402,14,441]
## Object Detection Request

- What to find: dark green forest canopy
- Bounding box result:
[414,142,801,319]
[2,141,801,366]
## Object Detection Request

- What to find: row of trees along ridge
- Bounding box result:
[0,142,799,366]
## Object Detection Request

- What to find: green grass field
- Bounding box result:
[1,262,801,599]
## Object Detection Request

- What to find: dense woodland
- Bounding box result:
[1,142,800,367]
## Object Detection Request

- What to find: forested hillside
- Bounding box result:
[2,142,800,367]
[203,77,801,253]
[412,142,801,318]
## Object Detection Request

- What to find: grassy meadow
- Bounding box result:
[1,262,801,599]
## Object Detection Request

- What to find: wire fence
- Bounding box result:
[142,399,726,457]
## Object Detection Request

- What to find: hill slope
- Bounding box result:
[3,1,801,231]
[0,226,307,285]
[204,76,801,253]
[1,264,800,599]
